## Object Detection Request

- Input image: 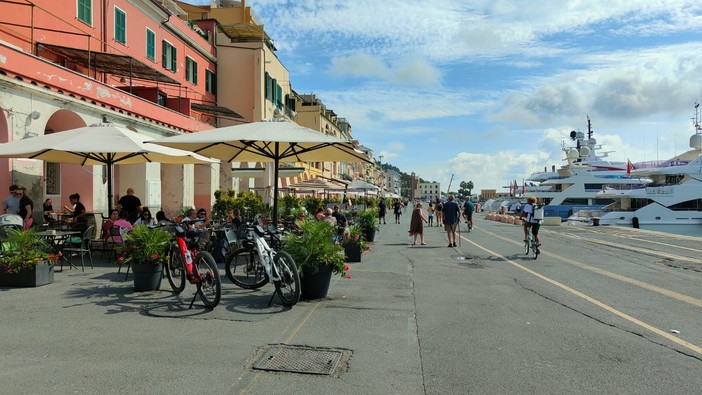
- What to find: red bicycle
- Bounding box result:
[161,221,222,309]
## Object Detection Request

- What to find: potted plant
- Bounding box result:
[285,219,350,300]
[341,225,369,262]
[0,228,57,287]
[355,208,379,242]
[116,224,172,291]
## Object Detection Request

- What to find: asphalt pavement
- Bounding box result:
[1,212,700,394]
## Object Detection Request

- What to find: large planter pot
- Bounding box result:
[0,260,54,287]
[344,244,362,263]
[363,227,376,242]
[300,265,333,300]
[132,262,162,292]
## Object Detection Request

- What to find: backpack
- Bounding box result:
[531,204,544,221]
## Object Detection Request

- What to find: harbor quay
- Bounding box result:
[1,213,700,394]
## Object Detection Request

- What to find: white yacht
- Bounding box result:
[598,108,702,236]
[524,118,650,220]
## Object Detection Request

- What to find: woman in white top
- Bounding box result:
[134,209,156,227]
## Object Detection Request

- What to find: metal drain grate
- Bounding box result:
[253,345,343,375]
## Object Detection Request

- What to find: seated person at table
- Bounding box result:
[180,208,206,230]
[102,209,119,240]
[155,211,171,226]
[134,209,156,227]
[43,198,56,223]
[111,209,133,243]
[227,208,243,228]
[63,193,87,223]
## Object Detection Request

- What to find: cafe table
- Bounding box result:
[36,229,81,271]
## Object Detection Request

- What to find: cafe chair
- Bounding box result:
[62,225,95,272]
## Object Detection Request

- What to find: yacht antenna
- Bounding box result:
[586,115,593,140]
[694,102,700,134]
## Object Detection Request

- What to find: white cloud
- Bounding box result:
[330,53,440,86]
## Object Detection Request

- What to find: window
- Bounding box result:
[264,72,272,100]
[77,0,92,25]
[205,69,216,94]
[162,41,176,72]
[45,162,60,195]
[114,7,126,45]
[185,57,198,84]
[146,29,155,61]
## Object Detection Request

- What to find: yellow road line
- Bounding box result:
[485,228,702,307]
[461,233,702,356]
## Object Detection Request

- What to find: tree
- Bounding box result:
[458,181,474,198]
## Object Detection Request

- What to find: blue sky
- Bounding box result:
[191,0,702,192]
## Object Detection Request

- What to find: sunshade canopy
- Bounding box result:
[0,124,216,211]
[150,119,372,224]
[149,119,370,164]
[347,180,380,191]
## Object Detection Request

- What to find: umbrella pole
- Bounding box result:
[272,143,280,226]
[107,163,113,213]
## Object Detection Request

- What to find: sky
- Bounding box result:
[192,0,702,193]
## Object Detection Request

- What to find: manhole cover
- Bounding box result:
[252,345,345,375]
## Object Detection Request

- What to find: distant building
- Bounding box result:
[415,182,441,201]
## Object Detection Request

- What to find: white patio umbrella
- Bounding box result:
[345,180,380,209]
[0,124,216,211]
[150,119,372,224]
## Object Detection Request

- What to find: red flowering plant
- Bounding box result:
[0,228,57,274]
[115,225,171,266]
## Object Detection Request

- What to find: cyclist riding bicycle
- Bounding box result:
[520,196,541,247]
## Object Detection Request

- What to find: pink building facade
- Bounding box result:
[0,0,226,220]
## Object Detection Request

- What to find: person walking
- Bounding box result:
[16,187,33,230]
[463,199,474,231]
[435,200,444,227]
[442,194,461,247]
[3,184,20,215]
[408,202,428,246]
[378,198,387,225]
[427,202,435,227]
[393,199,403,224]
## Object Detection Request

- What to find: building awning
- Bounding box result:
[37,43,181,85]
[219,23,272,45]
[191,103,244,119]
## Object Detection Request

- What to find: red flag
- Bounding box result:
[626,160,634,176]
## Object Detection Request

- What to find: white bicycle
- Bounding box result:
[224,223,300,306]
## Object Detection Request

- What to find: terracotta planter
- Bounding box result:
[0,260,54,287]
[300,265,333,300]
[344,244,362,262]
[132,262,162,292]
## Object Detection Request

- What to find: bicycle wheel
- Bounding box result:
[532,243,539,260]
[272,250,300,307]
[165,244,186,293]
[194,251,221,308]
[225,247,268,289]
[524,238,530,255]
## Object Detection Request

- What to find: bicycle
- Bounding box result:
[524,224,540,259]
[160,221,222,309]
[224,223,300,307]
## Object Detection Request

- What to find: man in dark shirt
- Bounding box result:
[332,205,348,239]
[442,194,461,247]
[117,188,142,224]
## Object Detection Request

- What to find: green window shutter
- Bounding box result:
[78,0,92,25]
[193,61,198,85]
[162,41,167,68]
[265,73,271,100]
[186,58,191,81]
[115,9,126,44]
[146,29,155,61]
[171,46,177,72]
